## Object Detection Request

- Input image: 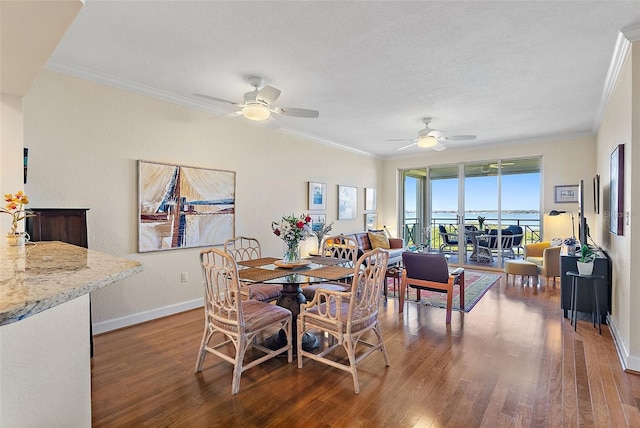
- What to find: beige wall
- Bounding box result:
[379,135,597,239]
[597,44,639,370]
[22,70,380,330]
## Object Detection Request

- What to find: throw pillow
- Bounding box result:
[368,230,390,249]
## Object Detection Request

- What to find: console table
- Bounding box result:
[560,250,611,323]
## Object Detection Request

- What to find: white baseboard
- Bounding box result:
[607,313,640,373]
[92,298,204,335]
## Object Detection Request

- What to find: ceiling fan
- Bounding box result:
[194,76,319,126]
[390,118,476,151]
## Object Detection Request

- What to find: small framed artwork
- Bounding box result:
[364,213,378,230]
[365,188,377,211]
[610,144,624,235]
[308,181,327,210]
[338,185,357,220]
[309,214,326,232]
[554,184,579,203]
[593,174,600,214]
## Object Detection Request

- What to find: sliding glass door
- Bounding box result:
[402,157,541,269]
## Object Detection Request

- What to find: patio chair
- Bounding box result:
[195,248,292,395]
[223,236,282,302]
[506,225,524,257]
[438,224,459,253]
[399,252,465,323]
[476,229,514,262]
[297,248,390,394]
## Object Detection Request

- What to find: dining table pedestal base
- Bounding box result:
[265,282,319,353]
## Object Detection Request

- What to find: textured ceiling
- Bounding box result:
[45,1,640,158]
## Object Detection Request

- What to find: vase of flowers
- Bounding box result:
[2,191,34,246]
[312,220,334,254]
[272,213,312,263]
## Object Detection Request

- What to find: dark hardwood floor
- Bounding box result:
[91,274,640,427]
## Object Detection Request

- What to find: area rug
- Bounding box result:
[386,270,501,312]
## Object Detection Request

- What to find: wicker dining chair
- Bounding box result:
[302,234,359,302]
[223,236,282,302]
[195,247,292,395]
[297,248,390,394]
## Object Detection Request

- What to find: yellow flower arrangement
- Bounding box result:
[1,191,34,235]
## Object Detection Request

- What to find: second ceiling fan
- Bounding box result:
[391,118,476,151]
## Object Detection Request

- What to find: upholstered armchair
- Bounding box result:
[524,241,561,284]
[399,252,465,323]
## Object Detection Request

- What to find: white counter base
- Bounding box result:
[1,293,91,427]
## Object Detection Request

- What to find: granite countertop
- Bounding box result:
[0,241,142,326]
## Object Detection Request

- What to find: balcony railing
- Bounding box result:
[402,216,541,252]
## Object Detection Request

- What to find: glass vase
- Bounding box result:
[283,240,301,263]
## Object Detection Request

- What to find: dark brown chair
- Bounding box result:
[399,252,465,323]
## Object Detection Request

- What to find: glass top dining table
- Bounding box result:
[237,255,354,352]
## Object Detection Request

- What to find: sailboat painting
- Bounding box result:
[138,160,235,252]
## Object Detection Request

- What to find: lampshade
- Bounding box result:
[417,135,438,148]
[242,103,270,121]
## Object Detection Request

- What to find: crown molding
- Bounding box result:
[593,25,640,132]
[44,59,379,158]
[45,59,234,116]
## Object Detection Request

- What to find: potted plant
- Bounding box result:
[576,244,596,275]
[477,215,486,231]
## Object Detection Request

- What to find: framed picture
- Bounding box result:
[137,160,235,252]
[309,214,326,232]
[308,181,327,210]
[610,144,624,235]
[364,213,378,230]
[554,184,579,203]
[338,185,357,220]
[593,174,600,214]
[365,187,376,211]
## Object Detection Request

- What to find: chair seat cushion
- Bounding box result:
[302,282,350,301]
[209,300,291,333]
[247,283,282,302]
[241,300,291,332]
[525,256,544,267]
[305,300,376,333]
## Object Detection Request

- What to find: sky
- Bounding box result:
[405,172,541,212]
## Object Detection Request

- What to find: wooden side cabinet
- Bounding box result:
[26,208,89,248]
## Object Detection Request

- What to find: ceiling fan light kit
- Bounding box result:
[392,117,477,152]
[242,102,270,121]
[417,135,438,148]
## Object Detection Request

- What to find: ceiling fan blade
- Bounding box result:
[193,93,239,106]
[385,138,415,142]
[427,130,445,138]
[276,107,320,118]
[395,142,417,151]
[263,116,281,130]
[256,85,281,104]
[432,142,447,151]
[444,135,476,141]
